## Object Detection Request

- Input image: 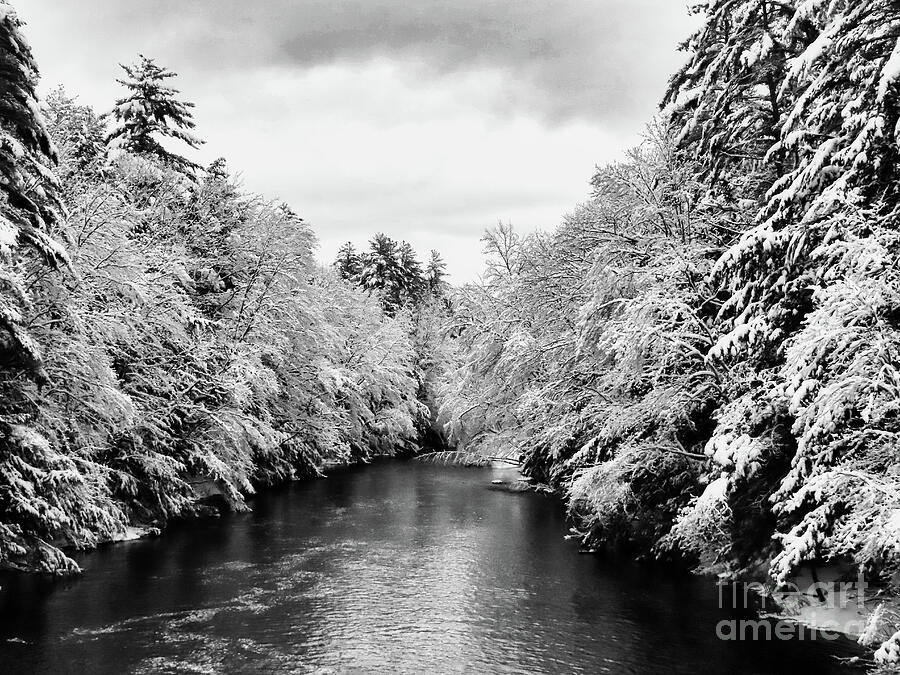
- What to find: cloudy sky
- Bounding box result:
[18,1,697,282]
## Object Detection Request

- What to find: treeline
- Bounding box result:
[0,9,444,573]
[335,235,447,313]
[439,0,900,661]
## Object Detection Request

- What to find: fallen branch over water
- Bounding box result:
[415,451,521,467]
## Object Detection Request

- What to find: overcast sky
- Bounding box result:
[18,1,697,282]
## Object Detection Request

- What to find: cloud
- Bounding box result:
[189,63,619,283]
[16,1,698,282]
[20,0,696,125]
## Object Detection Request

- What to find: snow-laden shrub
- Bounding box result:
[664,476,733,571]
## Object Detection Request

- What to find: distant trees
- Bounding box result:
[333,236,452,447]
[425,250,447,295]
[106,56,203,172]
[335,241,362,281]
[335,234,447,312]
[358,233,406,312]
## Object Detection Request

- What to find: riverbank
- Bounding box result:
[460,457,885,662]
[0,452,404,576]
[762,564,900,669]
[529,464,897,670]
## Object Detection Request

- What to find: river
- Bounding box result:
[0,461,863,673]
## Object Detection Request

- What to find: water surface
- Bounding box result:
[0,461,861,673]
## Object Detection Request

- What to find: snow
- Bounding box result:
[0,218,17,254]
[672,86,702,110]
[787,11,846,87]
[876,631,900,664]
[878,38,900,102]
[114,526,150,542]
[741,32,774,68]
[698,475,728,504]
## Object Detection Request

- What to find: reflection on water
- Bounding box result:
[0,461,861,673]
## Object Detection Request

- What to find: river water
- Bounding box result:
[0,461,862,673]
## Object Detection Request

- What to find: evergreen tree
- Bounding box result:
[0,0,100,576]
[426,250,447,295]
[712,0,900,585]
[205,156,229,181]
[0,2,65,383]
[359,233,405,312]
[106,56,203,172]
[341,236,443,311]
[334,241,362,281]
[664,0,900,596]
[398,240,425,303]
[664,0,803,205]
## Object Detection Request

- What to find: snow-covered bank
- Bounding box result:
[762,564,900,668]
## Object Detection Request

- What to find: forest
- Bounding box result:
[0,37,451,574]
[2,0,900,667]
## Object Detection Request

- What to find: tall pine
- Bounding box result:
[334,241,362,281]
[106,56,203,172]
[426,250,447,296]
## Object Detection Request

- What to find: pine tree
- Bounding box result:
[205,156,228,181]
[0,0,103,576]
[106,55,203,172]
[342,237,443,310]
[750,0,900,584]
[0,2,66,383]
[664,0,803,205]
[334,241,362,281]
[359,233,405,312]
[669,0,900,590]
[426,250,447,296]
[398,240,425,303]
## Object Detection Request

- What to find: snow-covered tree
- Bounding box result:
[0,1,65,384]
[665,2,900,599]
[426,250,447,296]
[43,87,106,184]
[398,240,425,302]
[106,56,203,172]
[0,3,122,574]
[665,0,803,207]
[354,234,433,313]
[358,233,403,310]
[334,241,362,280]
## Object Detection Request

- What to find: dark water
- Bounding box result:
[0,461,862,674]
